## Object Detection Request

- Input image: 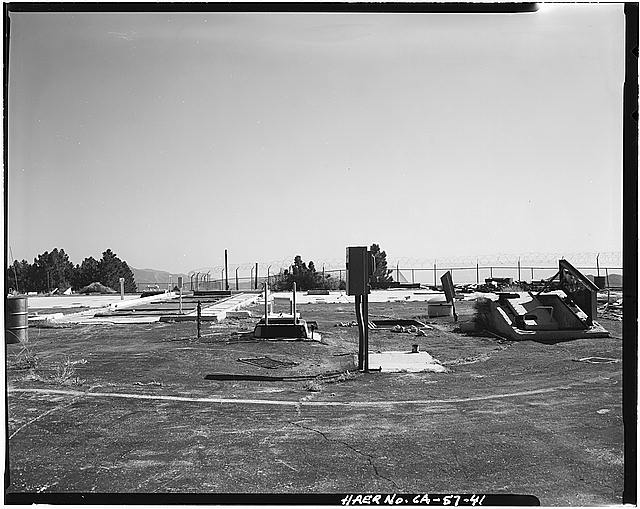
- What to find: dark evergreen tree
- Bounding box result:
[273,255,324,291]
[29,248,75,293]
[72,256,100,289]
[369,243,394,289]
[6,259,31,293]
[98,249,137,292]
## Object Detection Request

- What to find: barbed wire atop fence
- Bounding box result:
[185,251,622,276]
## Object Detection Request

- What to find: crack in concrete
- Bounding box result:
[288,420,402,491]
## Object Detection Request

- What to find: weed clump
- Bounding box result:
[304,378,323,392]
[303,370,357,392]
[473,297,494,332]
[9,340,39,371]
[51,356,87,385]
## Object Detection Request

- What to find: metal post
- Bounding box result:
[225,249,229,290]
[292,282,297,324]
[596,253,601,276]
[322,264,325,288]
[250,266,254,290]
[196,301,201,339]
[396,262,400,283]
[476,261,479,285]
[255,263,258,290]
[355,295,363,370]
[531,267,534,281]
[412,269,415,284]
[264,284,269,326]
[267,265,272,290]
[363,293,369,372]
[490,266,493,278]
[433,263,437,287]
[605,267,609,288]
[517,258,521,282]
[119,277,125,300]
[235,267,239,291]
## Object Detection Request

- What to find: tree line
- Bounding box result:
[7,248,137,294]
[271,244,393,291]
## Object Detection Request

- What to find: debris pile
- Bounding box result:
[599,299,623,321]
[335,321,358,327]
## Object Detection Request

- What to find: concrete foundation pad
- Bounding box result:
[258,333,322,342]
[227,310,252,319]
[369,351,448,373]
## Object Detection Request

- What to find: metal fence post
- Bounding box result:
[433,263,437,287]
[476,261,479,285]
[197,301,202,339]
[517,258,521,282]
[225,249,229,291]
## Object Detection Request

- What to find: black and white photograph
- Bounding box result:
[3,2,636,505]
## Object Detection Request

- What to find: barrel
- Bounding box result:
[6,295,28,344]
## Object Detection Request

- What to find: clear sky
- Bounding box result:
[7,5,624,274]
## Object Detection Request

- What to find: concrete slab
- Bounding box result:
[226,310,253,319]
[73,316,162,324]
[26,294,141,310]
[267,289,446,305]
[368,351,448,373]
[183,293,260,322]
[108,292,177,311]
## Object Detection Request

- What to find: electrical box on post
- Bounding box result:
[346,246,370,295]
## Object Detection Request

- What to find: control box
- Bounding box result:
[346,246,374,295]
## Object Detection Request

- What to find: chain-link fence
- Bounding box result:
[391,264,623,287]
[142,252,622,292]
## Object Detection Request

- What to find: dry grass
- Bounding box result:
[8,340,39,371]
[472,297,493,331]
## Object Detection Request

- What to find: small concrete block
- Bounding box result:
[227,310,252,319]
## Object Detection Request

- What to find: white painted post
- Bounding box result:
[119,278,125,300]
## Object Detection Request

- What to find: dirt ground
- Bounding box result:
[5,300,624,505]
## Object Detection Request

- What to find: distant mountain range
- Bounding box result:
[586,273,622,288]
[130,267,188,289]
